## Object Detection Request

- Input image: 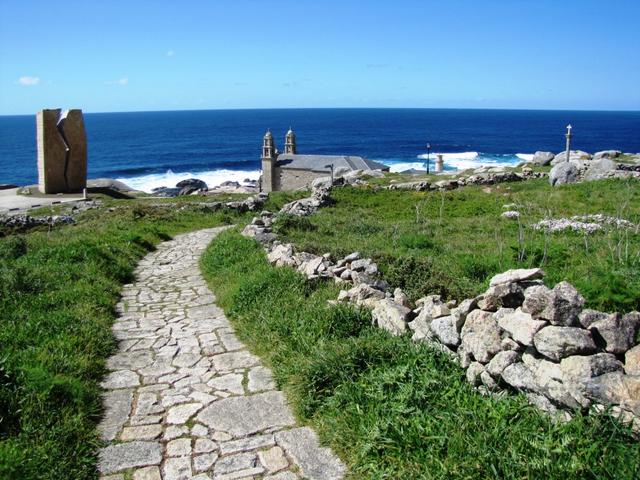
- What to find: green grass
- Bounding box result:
[274,178,640,312]
[201,230,640,479]
[0,202,249,479]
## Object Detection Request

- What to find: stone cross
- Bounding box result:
[564,124,573,162]
[37,109,87,194]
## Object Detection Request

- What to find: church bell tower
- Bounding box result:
[284,127,296,154]
[261,130,277,192]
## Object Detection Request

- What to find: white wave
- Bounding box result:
[116,169,261,193]
[516,153,534,162]
[416,151,479,161]
[389,162,430,173]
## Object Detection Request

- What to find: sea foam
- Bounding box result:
[387,151,529,172]
[116,169,261,193]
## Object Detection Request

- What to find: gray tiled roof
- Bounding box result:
[276,154,388,172]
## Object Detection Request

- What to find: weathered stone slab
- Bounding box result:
[98,441,162,474]
[101,370,140,389]
[276,427,346,480]
[211,351,261,371]
[197,391,295,437]
[248,366,276,392]
[99,389,133,441]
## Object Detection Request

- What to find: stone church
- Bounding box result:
[260,128,387,192]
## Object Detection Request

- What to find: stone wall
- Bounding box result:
[277,168,326,191]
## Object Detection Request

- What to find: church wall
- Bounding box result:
[277,168,326,191]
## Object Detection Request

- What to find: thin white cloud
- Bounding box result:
[167,50,175,57]
[17,76,40,86]
[106,77,129,86]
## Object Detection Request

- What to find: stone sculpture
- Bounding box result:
[36,109,87,194]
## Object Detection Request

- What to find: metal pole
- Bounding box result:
[426,142,431,174]
[565,124,573,161]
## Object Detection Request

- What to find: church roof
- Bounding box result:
[276,154,388,173]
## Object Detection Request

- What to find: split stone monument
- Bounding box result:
[36,109,87,194]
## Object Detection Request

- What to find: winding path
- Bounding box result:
[98,227,345,480]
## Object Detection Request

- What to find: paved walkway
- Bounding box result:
[98,227,345,480]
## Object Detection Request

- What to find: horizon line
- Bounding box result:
[2,105,640,117]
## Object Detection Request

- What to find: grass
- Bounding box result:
[0,201,252,479]
[201,230,640,479]
[273,177,640,312]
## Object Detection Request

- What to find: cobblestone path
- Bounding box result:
[98,227,345,480]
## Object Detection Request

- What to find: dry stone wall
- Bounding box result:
[242,184,640,430]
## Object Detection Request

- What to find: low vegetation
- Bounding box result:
[201,230,640,479]
[0,201,244,479]
[275,178,640,312]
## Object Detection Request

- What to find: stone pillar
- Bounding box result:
[435,154,444,173]
[565,124,573,163]
[37,109,87,194]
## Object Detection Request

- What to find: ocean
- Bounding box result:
[1,108,639,192]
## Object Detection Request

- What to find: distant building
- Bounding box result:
[260,128,388,192]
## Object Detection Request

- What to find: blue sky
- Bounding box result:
[1,0,639,114]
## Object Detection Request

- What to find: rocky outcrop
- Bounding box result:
[549,162,580,186]
[280,187,331,217]
[547,149,640,187]
[176,178,208,196]
[531,151,555,166]
[0,214,75,230]
[551,150,592,165]
[388,170,546,192]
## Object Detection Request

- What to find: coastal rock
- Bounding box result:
[176,178,208,195]
[589,312,640,354]
[531,151,555,166]
[489,268,544,286]
[371,299,411,336]
[551,150,592,165]
[460,309,503,363]
[549,162,580,186]
[533,326,597,361]
[593,150,621,160]
[583,158,618,181]
[495,307,547,347]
